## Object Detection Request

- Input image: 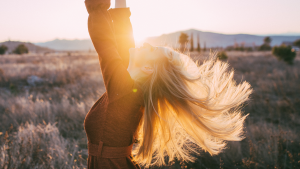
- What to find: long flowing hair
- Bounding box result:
[133,47,252,167]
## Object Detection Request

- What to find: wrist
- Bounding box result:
[115,0,126,8]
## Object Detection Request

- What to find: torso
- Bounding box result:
[84,91,144,147]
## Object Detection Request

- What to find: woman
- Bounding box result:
[84,0,252,168]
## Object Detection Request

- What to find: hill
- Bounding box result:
[35,39,94,51]
[33,30,300,51]
[144,29,300,48]
[0,41,54,54]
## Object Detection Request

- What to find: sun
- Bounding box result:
[133,30,147,46]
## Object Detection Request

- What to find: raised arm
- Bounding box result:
[108,0,135,68]
[85,0,136,101]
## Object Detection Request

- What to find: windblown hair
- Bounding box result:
[133,47,252,167]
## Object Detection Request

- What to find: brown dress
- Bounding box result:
[84,2,144,169]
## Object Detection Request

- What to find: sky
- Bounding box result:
[0,0,300,43]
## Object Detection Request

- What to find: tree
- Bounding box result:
[190,33,194,51]
[13,44,28,54]
[272,45,296,65]
[203,41,206,52]
[178,33,189,52]
[264,37,271,46]
[0,45,8,55]
[197,34,201,52]
[294,39,300,47]
[259,36,272,51]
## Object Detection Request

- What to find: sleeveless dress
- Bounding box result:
[84,2,144,168]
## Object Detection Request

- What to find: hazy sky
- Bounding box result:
[1,0,300,43]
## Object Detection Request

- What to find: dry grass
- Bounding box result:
[0,51,299,168]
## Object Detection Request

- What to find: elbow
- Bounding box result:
[85,0,111,14]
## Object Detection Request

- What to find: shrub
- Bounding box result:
[0,45,8,55]
[259,44,271,51]
[272,45,296,65]
[294,39,300,47]
[13,44,28,54]
[245,47,253,52]
[217,51,228,60]
[259,37,272,51]
[263,36,271,45]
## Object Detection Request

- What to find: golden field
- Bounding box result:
[0,51,299,169]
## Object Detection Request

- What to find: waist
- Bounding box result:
[88,140,133,158]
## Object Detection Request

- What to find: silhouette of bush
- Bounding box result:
[226,46,253,52]
[294,39,300,47]
[272,45,296,65]
[217,51,228,60]
[13,44,28,54]
[259,37,272,51]
[259,44,272,51]
[245,47,253,52]
[264,37,271,45]
[9,83,18,94]
[0,45,8,55]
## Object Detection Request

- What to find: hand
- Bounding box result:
[115,0,126,8]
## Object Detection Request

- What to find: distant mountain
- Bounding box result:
[0,41,54,54]
[35,39,94,51]
[258,33,300,36]
[144,29,300,48]
[33,30,300,51]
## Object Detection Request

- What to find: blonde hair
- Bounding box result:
[133,47,252,167]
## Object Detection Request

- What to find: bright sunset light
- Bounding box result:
[1,0,300,168]
[1,0,300,42]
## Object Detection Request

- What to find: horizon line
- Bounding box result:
[2,29,300,43]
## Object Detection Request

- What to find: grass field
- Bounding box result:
[0,51,299,168]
